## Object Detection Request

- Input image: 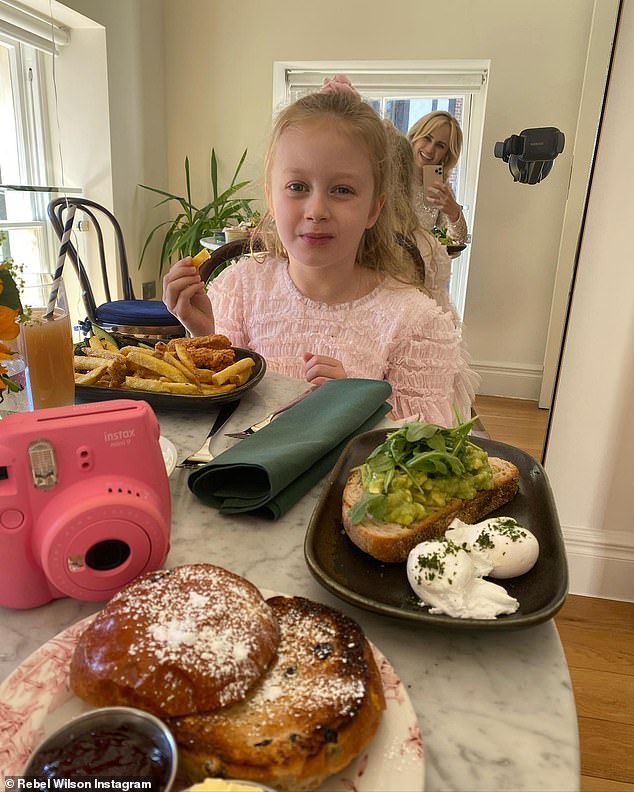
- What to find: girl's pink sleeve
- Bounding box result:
[206,260,248,346]
[386,309,472,425]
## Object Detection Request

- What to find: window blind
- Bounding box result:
[286,68,487,98]
[0,0,69,54]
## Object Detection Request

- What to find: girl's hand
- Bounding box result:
[426,181,461,223]
[162,257,214,336]
[302,352,347,385]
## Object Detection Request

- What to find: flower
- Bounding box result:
[0,304,20,339]
[0,231,24,395]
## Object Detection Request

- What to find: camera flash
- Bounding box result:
[28,440,58,490]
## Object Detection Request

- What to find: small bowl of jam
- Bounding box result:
[23,706,177,791]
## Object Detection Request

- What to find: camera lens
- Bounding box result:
[85,539,131,571]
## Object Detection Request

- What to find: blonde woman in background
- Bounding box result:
[389,125,480,406]
[389,127,456,316]
[407,110,468,244]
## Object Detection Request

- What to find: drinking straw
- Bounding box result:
[44,202,76,319]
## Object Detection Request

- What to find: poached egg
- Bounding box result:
[446,517,539,579]
[406,516,540,619]
[406,539,520,620]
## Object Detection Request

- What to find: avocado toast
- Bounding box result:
[342,418,520,563]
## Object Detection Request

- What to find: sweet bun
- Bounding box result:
[70,564,280,717]
[171,595,385,792]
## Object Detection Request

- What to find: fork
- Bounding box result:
[224,388,313,439]
[177,400,240,467]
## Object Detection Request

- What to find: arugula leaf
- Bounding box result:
[406,450,465,476]
[404,422,440,442]
[357,417,480,485]
[350,416,489,525]
[349,492,387,524]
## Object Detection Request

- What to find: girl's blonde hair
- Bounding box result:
[407,110,463,176]
[389,128,420,241]
[388,128,436,291]
[252,91,417,284]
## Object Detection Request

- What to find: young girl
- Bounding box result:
[163,91,474,424]
[407,110,468,244]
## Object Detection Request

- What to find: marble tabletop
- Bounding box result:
[0,371,580,791]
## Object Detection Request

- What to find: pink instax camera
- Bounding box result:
[0,399,171,608]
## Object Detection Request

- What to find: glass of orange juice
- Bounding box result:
[18,274,75,410]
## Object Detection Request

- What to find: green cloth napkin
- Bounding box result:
[188,378,392,519]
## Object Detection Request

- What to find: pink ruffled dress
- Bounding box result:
[413,229,454,315]
[208,256,476,424]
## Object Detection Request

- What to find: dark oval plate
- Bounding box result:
[304,430,568,631]
[446,243,467,256]
[75,340,266,410]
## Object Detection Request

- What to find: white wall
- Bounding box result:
[544,0,634,602]
[54,0,169,298]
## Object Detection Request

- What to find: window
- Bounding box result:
[273,61,489,317]
[0,1,73,279]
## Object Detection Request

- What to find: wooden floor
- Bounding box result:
[474,395,634,791]
[473,393,549,460]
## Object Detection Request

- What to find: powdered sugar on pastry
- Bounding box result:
[69,564,280,717]
[169,595,385,790]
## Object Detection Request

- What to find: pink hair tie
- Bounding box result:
[320,74,361,100]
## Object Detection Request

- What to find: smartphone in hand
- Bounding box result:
[423,164,444,193]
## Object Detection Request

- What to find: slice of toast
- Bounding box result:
[342,457,520,563]
[169,595,385,792]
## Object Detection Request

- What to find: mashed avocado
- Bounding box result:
[350,419,494,527]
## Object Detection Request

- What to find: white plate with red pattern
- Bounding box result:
[0,604,424,791]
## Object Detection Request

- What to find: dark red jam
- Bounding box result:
[28,723,171,784]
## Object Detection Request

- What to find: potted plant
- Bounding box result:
[139,148,255,276]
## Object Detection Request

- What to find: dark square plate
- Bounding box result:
[305,430,568,631]
[75,343,266,410]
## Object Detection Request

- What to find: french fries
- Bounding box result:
[200,383,241,395]
[75,363,110,385]
[191,248,211,269]
[211,357,255,386]
[125,348,188,383]
[73,334,256,397]
[90,335,118,354]
[124,376,201,395]
[163,350,200,385]
[174,343,196,371]
[74,355,109,371]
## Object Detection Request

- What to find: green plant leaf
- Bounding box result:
[0,269,22,311]
[229,149,248,190]
[211,148,219,202]
[139,184,192,204]
[0,374,21,393]
[139,148,253,274]
[185,157,193,219]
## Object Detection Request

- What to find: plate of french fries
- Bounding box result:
[73,332,266,409]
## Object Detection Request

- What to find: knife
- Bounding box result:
[224,388,314,438]
[178,400,240,466]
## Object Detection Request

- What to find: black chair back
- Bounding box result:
[198,237,264,284]
[47,197,184,337]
